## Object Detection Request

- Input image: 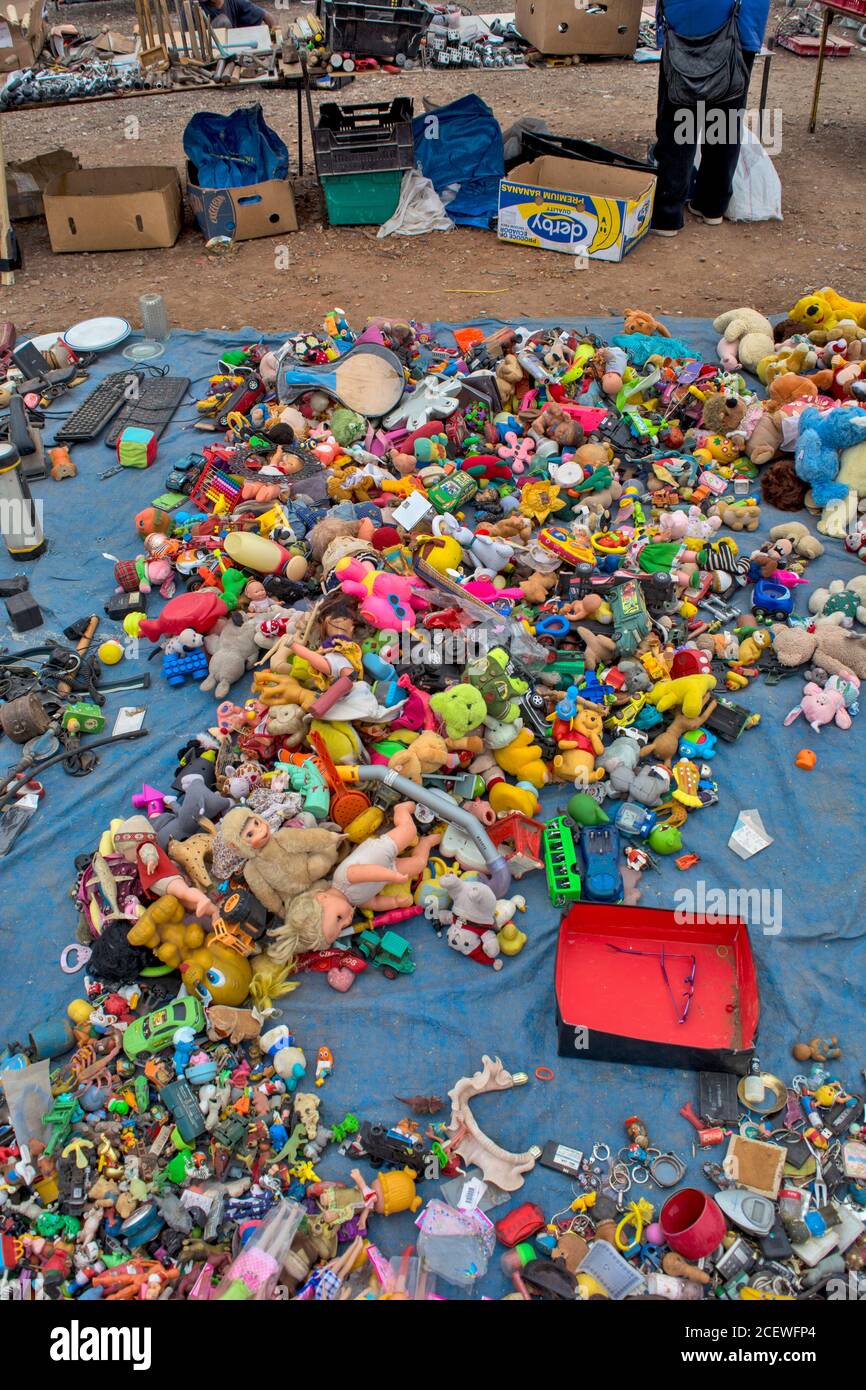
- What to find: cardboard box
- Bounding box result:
[515,0,642,56]
[0,0,46,74]
[43,166,183,253]
[7,148,80,221]
[498,155,655,262]
[186,167,298,243]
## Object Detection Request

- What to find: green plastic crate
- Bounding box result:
[321,168,404,226]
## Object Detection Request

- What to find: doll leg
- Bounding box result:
[385,800,422,854]
[365,890,415,911]
[393,834,442,881]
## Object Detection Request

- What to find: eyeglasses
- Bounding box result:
[606,943,697,1025]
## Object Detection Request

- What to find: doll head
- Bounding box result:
[268,888,353,961]
[220,808,271,856]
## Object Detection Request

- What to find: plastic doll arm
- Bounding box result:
[138,843,159,869]
[343,864,408,885]
[290,642,333,676]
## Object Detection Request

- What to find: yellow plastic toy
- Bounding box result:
[493,727,548,788]
[789,287,866,332]
[126,895,252,1006]
[646,673,717,719]
[488,782,540,818]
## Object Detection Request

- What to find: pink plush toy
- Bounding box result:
[784,682,853,733]
[334,555,431,630]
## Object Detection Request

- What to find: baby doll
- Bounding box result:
[268,803,440,959]
[219,808,343,920]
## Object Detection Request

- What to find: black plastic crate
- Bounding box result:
[322,0,431,61]
[314,97,415,176]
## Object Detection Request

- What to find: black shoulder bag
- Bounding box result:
[661,0,749,108]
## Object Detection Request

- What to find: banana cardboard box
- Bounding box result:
[498,155,655,262]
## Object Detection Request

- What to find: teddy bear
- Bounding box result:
[125,895,203,970]
[519,570,558,604]
[767,520,824,561]
[794,405,866,529]
[387,730,452,784]
[771,619,866,683]
[746,373,824,466]
[709,500,761,531]
[578,626,618,671]
[200,614,261,700]
[494,353,528,409]
[808,577,866,628]
[265,703,308,747]
[446,922,503,969]
[789,287,866,333]
[756,343,819,385]
[623,309,671,338]
[700,391,749,437]
[551,697,606,783]
[430,684,488,740]
[493,726,548,788]
[219,808,343,920]
[713,308,775,374]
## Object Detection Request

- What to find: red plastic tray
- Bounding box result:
[555,903,759,1074]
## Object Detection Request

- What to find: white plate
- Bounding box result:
[63,317,131,353]
[23,332,63,353]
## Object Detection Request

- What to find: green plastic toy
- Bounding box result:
[542,816,583,909]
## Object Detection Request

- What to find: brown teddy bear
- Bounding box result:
[768,520,823,561]
[519,570,558,604]
[710,500,761,531]
[495,353,528,408]
[623,309,670,338]
[700,392,748,436]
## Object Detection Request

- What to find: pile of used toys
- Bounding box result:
[2,288,866,1302]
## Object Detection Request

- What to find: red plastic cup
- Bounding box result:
[660,1188,726,1259]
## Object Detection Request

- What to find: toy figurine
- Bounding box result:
[268,803,439,959]
[219,809,343,920]
[113,816,218,920]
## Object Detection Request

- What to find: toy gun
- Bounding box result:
[277,753,330,820]
[41,1094,83,1156]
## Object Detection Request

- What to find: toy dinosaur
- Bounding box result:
[394,1093,444,1115]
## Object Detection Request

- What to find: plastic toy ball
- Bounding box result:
[98,640,124,666]
[123,612,145,640]
[67,999,93,1024]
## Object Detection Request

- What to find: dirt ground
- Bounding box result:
[3,0,865,336]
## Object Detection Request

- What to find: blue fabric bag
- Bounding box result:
[183,104,289,190]
[412,94,503,228]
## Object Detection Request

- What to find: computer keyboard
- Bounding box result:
[104,374,191,447]
[54,370,144,443]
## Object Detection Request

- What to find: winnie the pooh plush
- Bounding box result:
[713,308,775,374]
[789,288,866,333]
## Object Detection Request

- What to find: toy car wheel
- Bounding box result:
[383,966,398,980]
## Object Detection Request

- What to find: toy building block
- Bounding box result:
[117,427,158,470]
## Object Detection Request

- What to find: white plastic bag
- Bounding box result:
[725,127,782,222]
[377,169,454,238]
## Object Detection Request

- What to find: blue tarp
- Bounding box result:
[183,104,289,189]
[412,95,504,228]
[1,320,862,1298]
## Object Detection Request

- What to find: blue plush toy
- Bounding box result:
[794,406,866,507]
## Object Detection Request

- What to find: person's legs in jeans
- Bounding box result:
[691,51,757,219]
[651,63,698,231]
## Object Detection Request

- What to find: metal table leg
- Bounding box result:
[810,6,833,133]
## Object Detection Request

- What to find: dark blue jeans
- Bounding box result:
[650,50,756,230]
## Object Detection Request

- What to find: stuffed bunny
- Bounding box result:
[784,682,853,733]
